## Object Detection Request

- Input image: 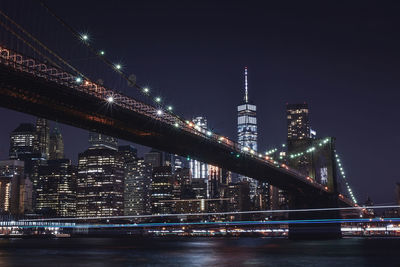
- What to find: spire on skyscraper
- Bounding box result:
[244,67,249,103]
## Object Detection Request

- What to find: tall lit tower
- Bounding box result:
[35,118,50,159]
[237,67,258,198]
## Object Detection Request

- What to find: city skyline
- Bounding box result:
[0,0,398,207]
[1,2,400,264]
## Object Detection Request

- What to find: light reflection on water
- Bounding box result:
[0,237,398,266]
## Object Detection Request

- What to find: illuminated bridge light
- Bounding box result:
[107,96,114,103]
[167,106,173,111]
[99,50,105,55]
[75,77,82,83]
[174,122,179,128]
[206,131,212,136]
[155,97,161,103]
[115,64,122,70]
[156,109,163,115]
[143,87,149,93]
[81,34,89,41]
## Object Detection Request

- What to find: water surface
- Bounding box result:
[0,237,398,266]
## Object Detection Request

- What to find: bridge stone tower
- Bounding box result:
[286,104,341,239]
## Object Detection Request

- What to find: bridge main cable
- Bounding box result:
[0,8,86,78]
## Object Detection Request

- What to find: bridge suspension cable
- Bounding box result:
[0,8,86,78]
[263,139,358,204]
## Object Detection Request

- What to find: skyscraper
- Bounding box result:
[237,67,258,198]
[124,159,152,216]
[9,123,45,210]
[35,118,50,159]
[286,103,311,141]
[36,159,76,217]
[76,139,124,217]
[0,160,32,215]
[189,116,209,179]
[150,166,174,214]
[9,123,37,160]
[144,149,163,168]
[88,131,118,150]
[49,126,64,160]
[118,145,137,164]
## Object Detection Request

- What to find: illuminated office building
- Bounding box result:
[76,135,124,217]
[237,67,258,198]
[9,123,37,160]
[150,166,174,214]
[0,160,32,215]
[286,103,311,141]
[189,116,209,179]
[124,159,152,216]
[88,131,118,150]
[36,159,76,217]
[35,118,50,159]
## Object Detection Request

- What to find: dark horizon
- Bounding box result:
[0,0,399,205]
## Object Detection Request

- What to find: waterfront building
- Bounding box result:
[36,159,76,217]
[76,133,124,217]
[9,123,45,210]
[191,178,208,199]
[124,159,152,216]
[226,181,251,220]
[0,160,32,215]
[150,166,174,214]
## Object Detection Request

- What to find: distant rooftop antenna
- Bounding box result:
[244,67,248,103]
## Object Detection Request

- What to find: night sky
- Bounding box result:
[0,0,399,205]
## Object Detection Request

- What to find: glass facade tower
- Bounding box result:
[237,67,258,198]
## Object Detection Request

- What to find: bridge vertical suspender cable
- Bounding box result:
[37,0,191,127]
[0,8,86,78]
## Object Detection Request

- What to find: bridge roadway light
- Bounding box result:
[75,77,82,83]
[155,97,161,103]
[206,131,212,136]
[167,106,173,111]
[143,88,149,93]
[115,64,122,70]
[81,34,89,41]
[107,96,114,103]
[99,50,105,55]
[156,109,163,115]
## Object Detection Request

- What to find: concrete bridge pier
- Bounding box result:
[288,193,342,240]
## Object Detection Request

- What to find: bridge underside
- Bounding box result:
[287,193,342,239]
[0,64,346,204]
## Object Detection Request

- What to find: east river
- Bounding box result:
[0,237,398,266]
